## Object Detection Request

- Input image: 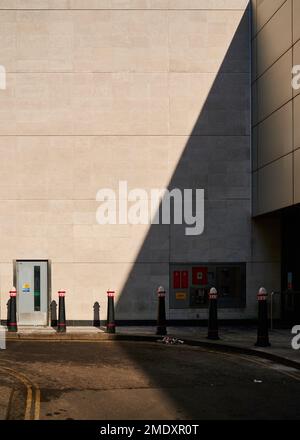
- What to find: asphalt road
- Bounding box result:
[0,340,300,420]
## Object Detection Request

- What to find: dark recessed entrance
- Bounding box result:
[281,205,300,325]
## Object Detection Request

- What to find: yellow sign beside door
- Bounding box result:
[22,283,30,293]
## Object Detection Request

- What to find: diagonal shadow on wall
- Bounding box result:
[115,6,251,322]
[113,6,251,418]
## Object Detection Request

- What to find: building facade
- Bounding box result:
[252,0,300,323]
[0,0,282,326]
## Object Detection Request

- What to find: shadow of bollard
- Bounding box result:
[50,300,58,328]
[93,302,101,327]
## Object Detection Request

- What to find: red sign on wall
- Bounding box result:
[173,270,189,288]
[173,271,181,289]
[192,267,208,285]
[181,271,189,288]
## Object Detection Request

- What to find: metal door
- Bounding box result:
[16,261,48,326]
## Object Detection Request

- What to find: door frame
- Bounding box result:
[13,259,52,326]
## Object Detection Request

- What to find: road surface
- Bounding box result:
[0,340,300,420]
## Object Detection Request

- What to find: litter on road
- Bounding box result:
[159,337,185,345]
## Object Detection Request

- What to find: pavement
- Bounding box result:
[2,324,300,368]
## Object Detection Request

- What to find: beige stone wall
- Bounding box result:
[252,0,300,215]
[0,0,264,323]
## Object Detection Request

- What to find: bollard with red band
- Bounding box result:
[106,290,116,333]
[57,289,66,333]
[8,287,17,332]
[255,287,270,347]
[6,298,11,328]
[207,287,219,340]
[156,286,167,336]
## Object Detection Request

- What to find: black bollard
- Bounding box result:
[57,290,66,333]
[207,287,219,340]
[6,298,11,328]
[8,287,17,333]
[106,290,116,333]
[156,286,167,336]
[255,287,270,347]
